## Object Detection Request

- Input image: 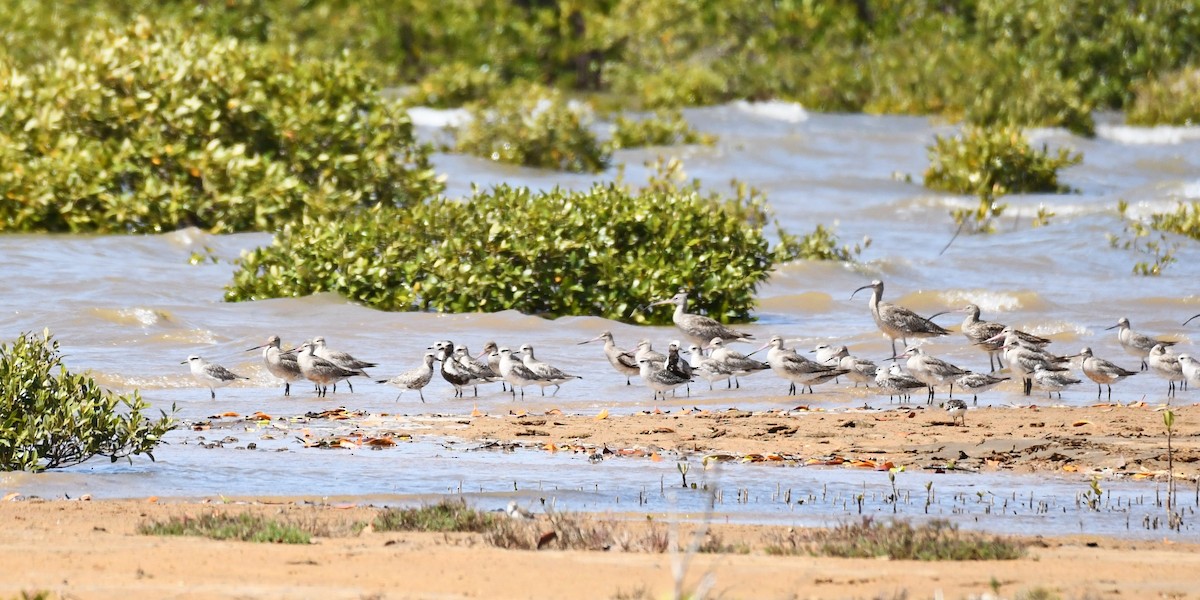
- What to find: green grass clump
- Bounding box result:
[138,513,313,544]
[0,331,175,472]
[1149,201,1200,241]
[0,20,440,234]
[1128,68,1200,126]
[225,181,779,324]
[455,82,610,172]
[607,110,715,150]
[765,518,1025,561]
[373,499,496,533]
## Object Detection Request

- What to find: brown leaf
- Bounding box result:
[536,530,557,550]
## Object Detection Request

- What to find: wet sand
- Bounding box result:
[1,498,1199,599]
[387,402,1200,480]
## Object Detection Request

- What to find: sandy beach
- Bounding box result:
[3,402,1199,599]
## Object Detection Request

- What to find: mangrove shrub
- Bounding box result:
[225,183,780,323]
[1127,68,1200,126]
[454,83,610,173]
[0,20,440,233]
[924,126,1081,199]
[606,110,715,151]
[0,331,176,472]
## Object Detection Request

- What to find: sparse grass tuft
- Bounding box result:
[373,499,497,533]
[138,513,314,544]
[487,512,672,552]
[765,517,1025,561]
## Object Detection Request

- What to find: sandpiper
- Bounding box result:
[1032,364,1081,399]
[708,337,770,388]
[498,347,542,399]
[1148,343,1184,399]
[760,335,847,395]
[519,344,581,396]
[945,398,968,426]
[182,355,248,399]
[376,352,437,402]
[637,358,692,401]
[955,371,1009,405]
[898,346,969,403]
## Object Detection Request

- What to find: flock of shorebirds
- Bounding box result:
[182,281,1200,423]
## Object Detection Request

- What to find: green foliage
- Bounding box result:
[925,125,1081,198]
[1149,201,1200,241]
[606,110,714,151]
[406,62,502,108]
[138,513,312,544]
[3,1,1200,129]
[373,499,497,533]
[765,517,1025,561]
[776,225,869,263]
[455,82,610,172]
[1128,68,1200,126]
[1108,200,1181,276]
[0,331,176,472]
[0,20,440,234]
[225,181,779,324]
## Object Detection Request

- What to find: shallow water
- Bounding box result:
[3,105,1200,538]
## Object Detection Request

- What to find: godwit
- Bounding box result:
[875,363,926,403]
[312,336,376,392]
[953,304,1049,371]
[578,331,639,385]
[851,280,948,356]
[945,398,968,426]
[1148,344,1184,399]
[1107,317,1176,371]
[760,335,846,395]
[376,352,437,402]
[637,358,692,401]
[648,292,753,348]
[293,341,360,397]
[898,346,969,403]
[498,347,542,399]
[708,337,770,388]
[1077,347,1139,400]
[519,344,581,396]
[181,355,248,399]
[245,335,302,396]
[955,371,1009,405]
[1032,364,1081,399]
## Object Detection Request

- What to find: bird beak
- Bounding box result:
[577,335,602,345]
[850,284,874,300]
[982,333,1005,344]
[245,344,268,352]
[179,359,188,364]
[1103,323,1120,330]
[475,348,491,359]
[1184,314,1200,326]
[925,310,951,320]
[646,298,670,308]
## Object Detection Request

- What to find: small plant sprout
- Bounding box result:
[1083,477,1103,511]
[1164,409,1179,527]
[888,466,905,513]
[678,460,690,488]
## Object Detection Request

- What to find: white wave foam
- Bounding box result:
[1097,124,1200,145]
[407,107,472,129]
[733,100,808,123]
[1181,180,1200,199]
[938,290,1029,313]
